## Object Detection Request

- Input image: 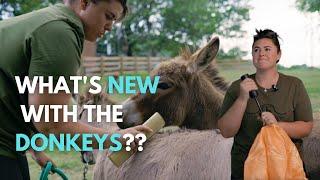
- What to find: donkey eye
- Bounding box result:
[157,82,171,90]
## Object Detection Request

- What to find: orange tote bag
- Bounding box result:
[244,124,306,180]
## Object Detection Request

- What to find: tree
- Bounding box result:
[0,0,60,19]
[296,0,320,12]
[100,0,250,56]
[1,0,251,57]
[217,47,247,60]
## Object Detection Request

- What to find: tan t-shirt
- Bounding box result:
[219,73,313,179]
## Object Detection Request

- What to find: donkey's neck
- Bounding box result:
[183,91,223,130]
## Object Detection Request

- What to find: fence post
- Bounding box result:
[79,57,85,76]
[147,56,151,73]
[135,57,138,74]
[100,56,104,77]
[120,56,124,75]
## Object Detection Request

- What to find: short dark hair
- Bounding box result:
[91,0,128,20]
[253,29,281,63]
[253,29,281,53]
[67,0,128,20]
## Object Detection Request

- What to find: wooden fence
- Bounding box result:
[80,56,246,76]
[81,56,167,76]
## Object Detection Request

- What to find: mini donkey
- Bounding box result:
[118,37,229,130]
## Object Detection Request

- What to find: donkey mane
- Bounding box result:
[179,47,193,60]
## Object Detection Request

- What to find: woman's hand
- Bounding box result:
[117,125,153,150]
[29,150,56,168]
[239,78,258,101]
[261,112,278,125]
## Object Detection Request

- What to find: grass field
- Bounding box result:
[28,61,320,179]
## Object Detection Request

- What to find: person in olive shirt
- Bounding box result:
[217,29,313,179]
[0,0,152,179]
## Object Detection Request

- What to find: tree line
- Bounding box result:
[0,0,318,59]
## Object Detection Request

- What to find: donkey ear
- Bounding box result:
[188,37,219,73]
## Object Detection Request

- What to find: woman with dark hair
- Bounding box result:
[0,0,151,179]
[217,29,313,179]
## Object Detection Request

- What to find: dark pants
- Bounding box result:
[0,155,30,180]
[231,174,242,180]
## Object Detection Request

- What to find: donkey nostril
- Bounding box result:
[117,122,126,129]
[116,121,135,129]
[117,114,123,119]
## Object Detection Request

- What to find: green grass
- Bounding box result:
[28,61,320,179]
[27,150,94,180]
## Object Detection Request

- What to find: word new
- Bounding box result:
[107,75,159,94]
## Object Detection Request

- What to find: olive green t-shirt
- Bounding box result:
[219,73,313,179]
[0,4,84,158]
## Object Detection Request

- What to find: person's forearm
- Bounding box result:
[35,121,114,149]
[29,87,115,149]
[28,132,44,153]
[218,97,248,138]
[278,121,313,139]
[30,94,115,149]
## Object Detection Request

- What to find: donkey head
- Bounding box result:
[119,37,228,130]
